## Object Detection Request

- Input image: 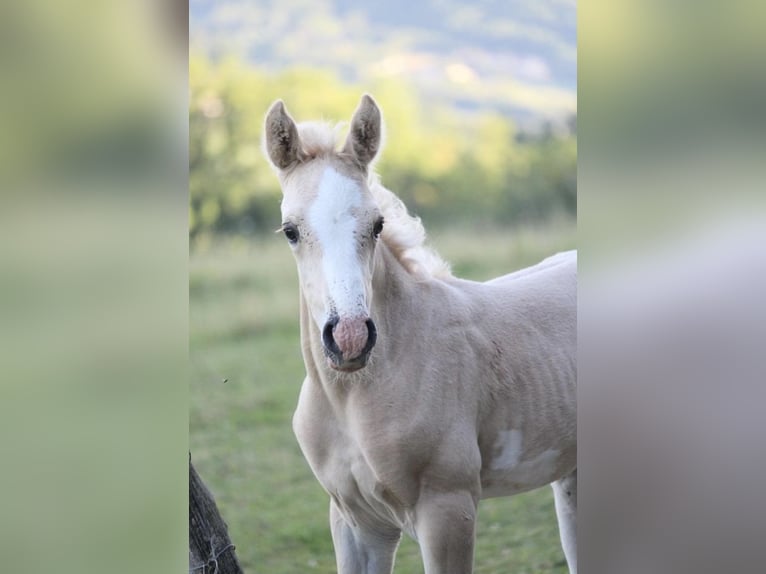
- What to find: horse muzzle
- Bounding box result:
[321,315,377,372]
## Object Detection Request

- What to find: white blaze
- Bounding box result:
[309,167,367,321]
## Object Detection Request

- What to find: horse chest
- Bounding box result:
[294,403,416,530]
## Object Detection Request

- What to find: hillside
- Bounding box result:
[190,0,576,126]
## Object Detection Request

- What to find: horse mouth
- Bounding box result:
[323,340,374,372]
[325,352,371,373]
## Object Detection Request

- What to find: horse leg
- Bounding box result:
[329,499,401,574]
[414,489,478,574]
[552,469,577,574]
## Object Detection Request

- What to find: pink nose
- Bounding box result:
[321,316,378,369]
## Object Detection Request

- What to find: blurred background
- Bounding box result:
[8,0,764,572]
[190,1,576,573]
[189,0,576,242]
[0,2,188,574]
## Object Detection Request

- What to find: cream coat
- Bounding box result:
[264,95,577,574]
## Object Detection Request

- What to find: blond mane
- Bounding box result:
[296,121,451,279]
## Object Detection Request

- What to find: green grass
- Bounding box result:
[190,220,576,573]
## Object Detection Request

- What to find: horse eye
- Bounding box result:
[372,217,384,239]
[283,224,299,244]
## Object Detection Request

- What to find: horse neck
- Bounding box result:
[371,238,418,320]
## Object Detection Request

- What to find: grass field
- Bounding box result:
[190,220,576,573]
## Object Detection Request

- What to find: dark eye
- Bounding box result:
[282,224,299,244]
[372,217,384,239]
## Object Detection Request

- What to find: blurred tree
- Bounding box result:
[189,55,576,242]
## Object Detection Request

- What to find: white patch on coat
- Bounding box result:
[490,429,560,487]
[309,167,367,320]
[491,429,523,470]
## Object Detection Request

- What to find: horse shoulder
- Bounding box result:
[348,388,480,502]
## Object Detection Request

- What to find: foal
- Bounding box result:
[263,94,577,574]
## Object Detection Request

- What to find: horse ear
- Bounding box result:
[343,94,382,171]
[263,100,303,170]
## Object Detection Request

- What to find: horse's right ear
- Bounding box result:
[263,100,303,170]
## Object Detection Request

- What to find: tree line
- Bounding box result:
[190,55,576,242]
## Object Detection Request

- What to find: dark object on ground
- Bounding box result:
[189,455,244,573]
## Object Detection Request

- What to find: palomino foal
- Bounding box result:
[263,95,577,574]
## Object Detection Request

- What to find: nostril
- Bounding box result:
[322,316,341,358]
[363,318,377,354]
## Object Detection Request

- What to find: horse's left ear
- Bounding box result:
[343,94,383,171]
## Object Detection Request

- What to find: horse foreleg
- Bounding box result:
[552,469,577,574]
[414,489,478,574]
[329,498,401,574]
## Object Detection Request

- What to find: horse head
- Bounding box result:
[263,95,385,372]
